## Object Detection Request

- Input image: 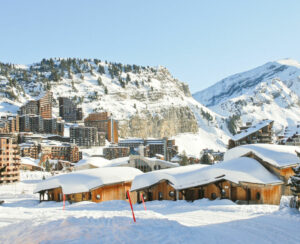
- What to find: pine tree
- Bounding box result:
[104,86,108,94]
[288,165,300,209]
[126,74,131,83]
[97,77,103,86]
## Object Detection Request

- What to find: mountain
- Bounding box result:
[0,58,230,154]
[193,59,300,134]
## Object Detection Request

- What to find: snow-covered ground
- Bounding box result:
[0,171,299,243]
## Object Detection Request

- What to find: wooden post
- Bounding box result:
[140,192,146,211]
[176,190,179,201]
[127,190,136,222]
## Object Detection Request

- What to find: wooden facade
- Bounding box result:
[244,152,297,195]
[135,180,282,205]
[39,182,138,204]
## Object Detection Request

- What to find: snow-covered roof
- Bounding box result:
[224,144,300,168]
[75,157,129,170]
[231,120,273,141]
[20,157,42,168]
[145,157,180,167]
[34,167,143,194]
[131,157,282,192]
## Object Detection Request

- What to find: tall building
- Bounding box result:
[38,92,53,119]
[70,126,105,148]
[19,115,43,133]
[0,136,20,183]
[19,92,53,119]
[19,100,39,115]
[84,112,118,143]
[58,97,83,122]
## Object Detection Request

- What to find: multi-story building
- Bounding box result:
[84,112,118,143]
[38,92,53,119]
[118,138,178,161]
[43,118,64,136]
[19,115,44,133]
[19,92,52,119]
[59,97,83,122]
[228,120,274,149]
[103,146,130,159]
[0,115,19,133]
[70,126,106,148]
[19,100,39,116]
[40,141,81,163]
[0,135,20,183]
[19,142,39,159]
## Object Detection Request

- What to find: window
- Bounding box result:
[211,193,217,200]
[256,192,261,200]
[96,194,101,200]
[158,192,163,201]
[169,191,175,198]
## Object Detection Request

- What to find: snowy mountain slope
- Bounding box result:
[193,59,300,134]
[0,58,230,152]
[194,59,300,106]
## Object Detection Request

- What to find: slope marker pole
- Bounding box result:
[127,190,136,222]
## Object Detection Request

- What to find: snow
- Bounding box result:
[131,157,282,192]
[75,157,129,170]
[1,173,300,243]
[224,144,300,168]
[34,167,143,194]
[232,120,273,141]
[193,59,300,135]
[20,157,41,168]
[173,131,229,156]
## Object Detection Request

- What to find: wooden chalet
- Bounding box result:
[228,120,274,149]
[131,157,284,205]
[34,167,143,204]
[224,144,300,195]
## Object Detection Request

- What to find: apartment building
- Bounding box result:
[0,136,20,183]
[84,112,118,143]
[70,126,106,148]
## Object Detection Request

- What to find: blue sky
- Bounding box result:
[1,0,300,92]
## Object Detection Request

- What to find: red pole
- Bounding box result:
[140,192,147,211]
[63,194,65,210]
[127,190,136,222]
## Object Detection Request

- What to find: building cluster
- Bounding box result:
[19,140,81,163]
[35,143,300,206]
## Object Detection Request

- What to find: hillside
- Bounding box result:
[0,58,230,154]
[193,59,300,134]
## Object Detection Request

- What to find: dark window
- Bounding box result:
[211,193,217,200]
[256,192,261,200]
[158,192,163,200]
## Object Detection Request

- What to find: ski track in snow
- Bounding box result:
[0,171,300,244]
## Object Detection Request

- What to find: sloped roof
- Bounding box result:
[231,120,273,141]
[75,157,129,170]
[34,167,143,194]
[20,157,42,168]
[130,157,282,192]
[224,144,300,168]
